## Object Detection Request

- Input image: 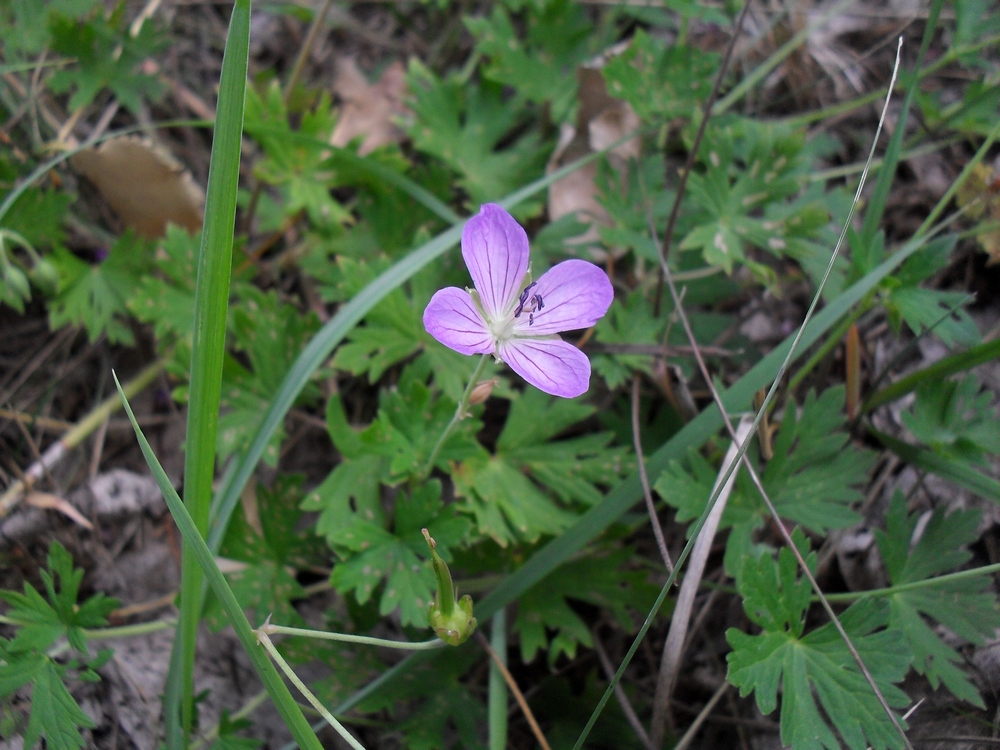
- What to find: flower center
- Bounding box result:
[513,282,544,326]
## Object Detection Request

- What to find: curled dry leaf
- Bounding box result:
[547,54,640,260]
[25,491,94,530]
[71,136,204,239]
[330,57,409,156]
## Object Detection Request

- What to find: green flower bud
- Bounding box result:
[423,528,477,646]
[31,258,60,296]
[3,263,30,301]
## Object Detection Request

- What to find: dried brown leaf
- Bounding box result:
[329,57,408,155]
[547,58,639,259]
[71,136,204,239]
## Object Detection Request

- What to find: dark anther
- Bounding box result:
[514,282,537,318]
[533,293,544,311]
[529,313,534,326]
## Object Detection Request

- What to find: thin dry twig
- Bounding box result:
[0,410,75,433]
[474,631,552,750]
[632,374,673,573]
[653,0,753,315]
[672,681,730,750]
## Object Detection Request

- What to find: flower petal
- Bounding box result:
[462,204,529,321]
[512,259,613,336]
[498,337,592,398]
[423,287,493,355]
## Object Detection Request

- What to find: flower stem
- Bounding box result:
[258,621,445,651]
[420,353,490,479]
[255,628,367,750]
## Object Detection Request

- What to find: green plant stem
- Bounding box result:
[83,619,176,640]
[488,609,508,750]
[259,622,445,651]
[255,629,367,750]
[820,562,1000,603]
[282,0,334,105]
[420,353,490,479]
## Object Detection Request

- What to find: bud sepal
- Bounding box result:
[423,528,477,646]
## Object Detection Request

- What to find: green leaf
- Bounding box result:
[46,7,164,113]
[659,387,875,574]
[0,187,73,249]
[361,371,484,481]
[331,257,425,383]
[208,710,263,750]
[874,493,997,705]
[603,31,718,123]
[467,0,597,123]
[328,480,470,628]
[0,619,111,750]
[127,225,200,341]
[454,389,627,547]
[218,289,321,464]
[901,375,1000,463]
[515,547,658,664]
[0,0,98,57]
[1,541,118,655]
[406,60,548,212]
[590,292,666,389]
[48,234,153,344]
[727,536,911,750]
[243,82,349,228]
[22,659,96,750]
[678,117,825,278]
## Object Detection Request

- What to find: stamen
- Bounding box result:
[513,282,537,318]
[529,312,534,326]
[533,293,544,311]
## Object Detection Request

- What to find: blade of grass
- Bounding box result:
[174,0,250,740]
[863,338,1000,413]
[488,609,508,750]
[871,429,1000,500]
[112,373,325,750]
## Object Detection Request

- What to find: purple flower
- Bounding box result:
[423,204,613,398]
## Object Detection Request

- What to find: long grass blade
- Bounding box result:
[112,374,325,750]
[173,0,251,740]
